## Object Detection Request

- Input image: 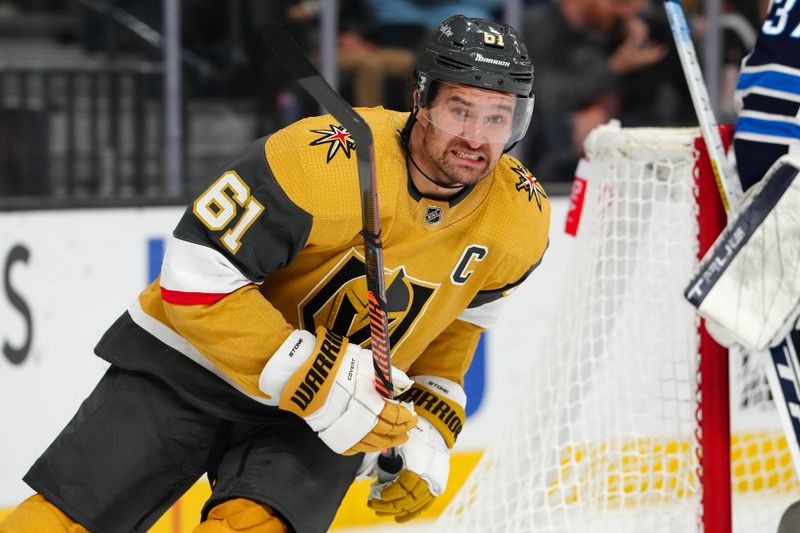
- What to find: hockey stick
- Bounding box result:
[261,22,394,400]
[666,0,800,482]
[663,0,743,211]
[261,23,404,475]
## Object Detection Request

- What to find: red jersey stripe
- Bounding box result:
[160,287,228,305]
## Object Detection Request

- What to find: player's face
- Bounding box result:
[415,83,514,188]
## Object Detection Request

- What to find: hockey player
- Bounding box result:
[733,3,800,530]
[0,15,548,533]
[686,2,800,530]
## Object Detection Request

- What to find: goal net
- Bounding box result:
[438,123,798,533]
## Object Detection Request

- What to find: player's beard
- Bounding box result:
[420,125,497,189]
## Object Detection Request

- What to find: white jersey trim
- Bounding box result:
[738,109,800,124]
[128,298,272,406]
[740,63,800,77]
[457,296,506,329]
[735,86,800,103]
[160,235,254,294]
[734,131,800,145]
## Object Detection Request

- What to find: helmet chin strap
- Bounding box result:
[407,151,466,191]
[401,110,467,192]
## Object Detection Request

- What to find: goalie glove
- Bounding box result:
[366,375,466,523]
[685,154,800,352]
[259,327,417,455]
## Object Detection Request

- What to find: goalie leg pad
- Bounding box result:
[686,155,800,351]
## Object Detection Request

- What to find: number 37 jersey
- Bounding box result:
[95,107,551,418]
[734,0,800,188]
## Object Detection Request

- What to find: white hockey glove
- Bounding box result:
[685,155,800,352]
[259,327,416,455]
[366,375,466,523]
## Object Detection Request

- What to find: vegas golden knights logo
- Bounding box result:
[298,249,438,350]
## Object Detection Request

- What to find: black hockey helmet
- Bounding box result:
[409,15,535,151]
[416,15,534,105]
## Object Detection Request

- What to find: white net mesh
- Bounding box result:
[437,123,798,532]
[730,348,798,532]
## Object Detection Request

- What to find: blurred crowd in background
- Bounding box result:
[0,0,773,195]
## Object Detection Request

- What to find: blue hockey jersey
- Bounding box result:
[734,0,800,189]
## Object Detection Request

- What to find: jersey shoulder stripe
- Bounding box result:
[161,287,228,305]
[160,235,253,300]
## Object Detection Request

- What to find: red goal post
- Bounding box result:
[437,123,798,533]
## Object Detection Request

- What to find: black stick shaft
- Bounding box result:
[261,23,394,398]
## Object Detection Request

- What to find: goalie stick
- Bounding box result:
[261,23,403,475]
[665,0,800,488]
[663,0,742,211]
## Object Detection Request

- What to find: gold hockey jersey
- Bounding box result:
[95,107,550,420]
